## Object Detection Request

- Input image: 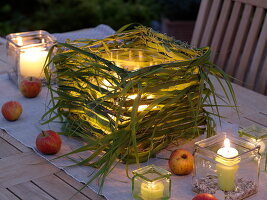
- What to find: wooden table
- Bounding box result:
[0,38,106,200]
[0,38,267,200]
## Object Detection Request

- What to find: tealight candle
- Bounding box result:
[132,165,171,200]
[216,138,240,191]
[141,181,164,200]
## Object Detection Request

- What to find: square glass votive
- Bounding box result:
[193,133,261,200]
[6,30,56,85]
[239,125,267,154]
[132,165,171,200]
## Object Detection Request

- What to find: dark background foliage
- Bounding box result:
[0,0,200,36]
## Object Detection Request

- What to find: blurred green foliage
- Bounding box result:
[0,0,161,36]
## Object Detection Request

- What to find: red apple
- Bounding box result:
[1,101,23,121]
[192,193,218,200]
[168,149,194,175]
[20,77,42,98]
[36,130,62,155]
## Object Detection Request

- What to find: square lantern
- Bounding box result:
[39,26,238,188]
[6,30,56,85]
[193,133,261,200]
[132,165,171,200]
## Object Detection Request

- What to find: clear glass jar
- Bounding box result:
[6,30,56,85]
[193,133,261,200]
[132,165,171,200]
[239,125,267,154]
[100,48,178,71]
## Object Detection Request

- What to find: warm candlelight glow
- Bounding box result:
[128,94,138,99]
[20,47,48,78]
[224,138,230,148]
[141,181,164,200]
[132,165,171,200]
[127,94,157,112]
[6,30,56,86]
[17,37,23,46]
[138,105,149,112]
[216,137,240,191]
[217,138,238,158]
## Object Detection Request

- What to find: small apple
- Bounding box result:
[168,149,194,175]
[1,101,23,121]
[20,77,42,98]
[192,193,218,200]
[36,130,62,155]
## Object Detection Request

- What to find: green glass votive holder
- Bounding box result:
[132,165,171,200]
[239,125,267,171]
[239,125,267,154]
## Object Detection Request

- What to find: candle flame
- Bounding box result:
[224,138,231,148]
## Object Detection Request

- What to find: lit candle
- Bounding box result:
[216,138,240,191]
[141,181,164,200]
[20,47,48,78]
[127,94,156,112]
[17,37,48,78]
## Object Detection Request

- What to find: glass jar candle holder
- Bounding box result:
[193,133,261,200]
[239,125,267,171]
[239,125,267,154]
[6,30,56,85]
[132,165,171,200]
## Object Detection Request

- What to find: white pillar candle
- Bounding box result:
[216,138,240,191]
[20,47,48,78]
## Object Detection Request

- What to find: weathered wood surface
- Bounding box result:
[1,78,266,199]
[0,129,106,200]
[0,35,267,199]
[0,37,104,200]
[212,76,267,129]
[191,0,267,95]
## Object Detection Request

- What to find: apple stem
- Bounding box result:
[30,77,33,81]
[41,131,46,136]
[182,154,187,159]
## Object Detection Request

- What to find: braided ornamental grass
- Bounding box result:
[43,25,236,188]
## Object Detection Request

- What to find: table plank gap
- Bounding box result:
[0,137,21,159]
[243,117,267,128]
[55,170,105,200]
[32,174,92,200]
[259,112,267,117]
[0,129,31,153]
[0,152,60,188]
[5,188,23,200]
[244,112,267,127]
[8,181,56,200]
[0,187,21,200]
[29,180,57,200]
